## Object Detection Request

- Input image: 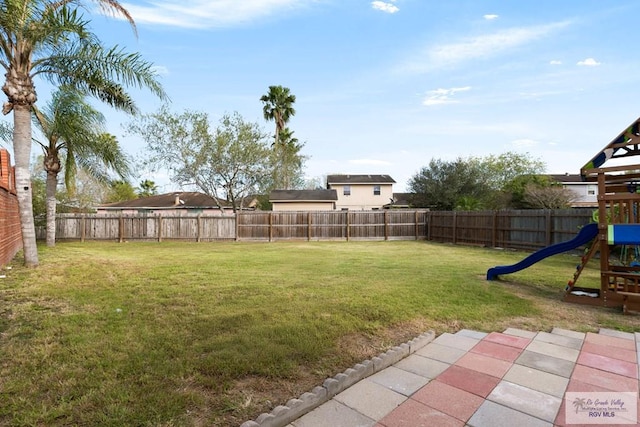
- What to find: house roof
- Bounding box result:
[99,192,233,209]
[389,193,412,207]
[326,174,396,184]
[549,174,584,183]
[269,189,338,202]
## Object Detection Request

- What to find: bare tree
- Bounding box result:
[523,184,578,209]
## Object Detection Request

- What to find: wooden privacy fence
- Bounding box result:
[45,210,428,242]
[426,209,594,251]
[42,209,594,249]
[44,214,237,242]
[237,210,426,241]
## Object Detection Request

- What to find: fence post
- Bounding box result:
[415,210,419,240]
[307,212,312,241]
[426,212,431,240]
[492,211,497,248]
[346,211,350,241]
[197,214,202,243]
[81,214,86,243]
[118,214,124,243]
[545,210,552,246]
[269,212,273,242]
[452,212,457,244]
[384,210,389,240]
[235,212,239,241]
[158,215,162,242]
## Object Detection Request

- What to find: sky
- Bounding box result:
[24,0,640,192]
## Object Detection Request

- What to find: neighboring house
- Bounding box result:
[96,192,257,215]
[326,174,396,210]
[386,193,413,209]
[549,174,598,208]
[269,189,338,211]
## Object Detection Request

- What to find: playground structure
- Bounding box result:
[488,117,640,313]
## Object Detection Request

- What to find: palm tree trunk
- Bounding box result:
[12,104,39,266]
[45,171,57,247]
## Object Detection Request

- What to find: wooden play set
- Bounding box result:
[488,117,640,313]
[564,117,640,313]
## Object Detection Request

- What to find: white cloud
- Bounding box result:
[371,1,399,14]
[549,60,562,65]
[510,138,539,148]
[349,159,392,165]
[577,57,601,66]
[483,14,499,20]
[121,0,312,29]
[400,21,571,73]
[423,86,471,106]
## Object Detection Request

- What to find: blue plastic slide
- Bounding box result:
[486,223,599,280]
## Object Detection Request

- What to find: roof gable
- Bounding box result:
[100,192,231,209]
[549,174,584,183]
[326,174,396,184]
[270,189,337,202]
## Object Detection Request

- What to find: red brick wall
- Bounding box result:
[0,148,22,266]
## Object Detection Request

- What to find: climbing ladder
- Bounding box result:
[565,238,600,295]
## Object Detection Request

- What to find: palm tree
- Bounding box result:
[260,85,296,145]
[32,87,131,247]
[137,179,157,197]
[105,179,136,203]
[0,0,166,266]
[272,127,305,189]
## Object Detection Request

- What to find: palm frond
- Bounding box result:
[47,0,136,36]
[0,120,12,146]
[32,86,131,191]
[36,41,167,114]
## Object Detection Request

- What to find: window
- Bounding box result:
[343,185,351,196]
[373,185,381,196]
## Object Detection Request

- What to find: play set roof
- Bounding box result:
[581,117,640,178]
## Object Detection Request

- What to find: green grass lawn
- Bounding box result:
[0,240,635,426]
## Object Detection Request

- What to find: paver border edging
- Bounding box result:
[240,330,436,427]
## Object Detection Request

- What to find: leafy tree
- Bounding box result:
[0,0,166,266]
[266,127,306,190]
[253,194,272,211]
[33,87,131,246]
[408,152,547,210]
[504,174,554,208]
[479,152,546,191]
[105,180,136,203]
[137,179,158,197]
[455,196,484,211]
[260,85,296,144]
[128,107,271,213]
[304,175,327,190]
[67,169,109,211]
[408,158,492,210]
